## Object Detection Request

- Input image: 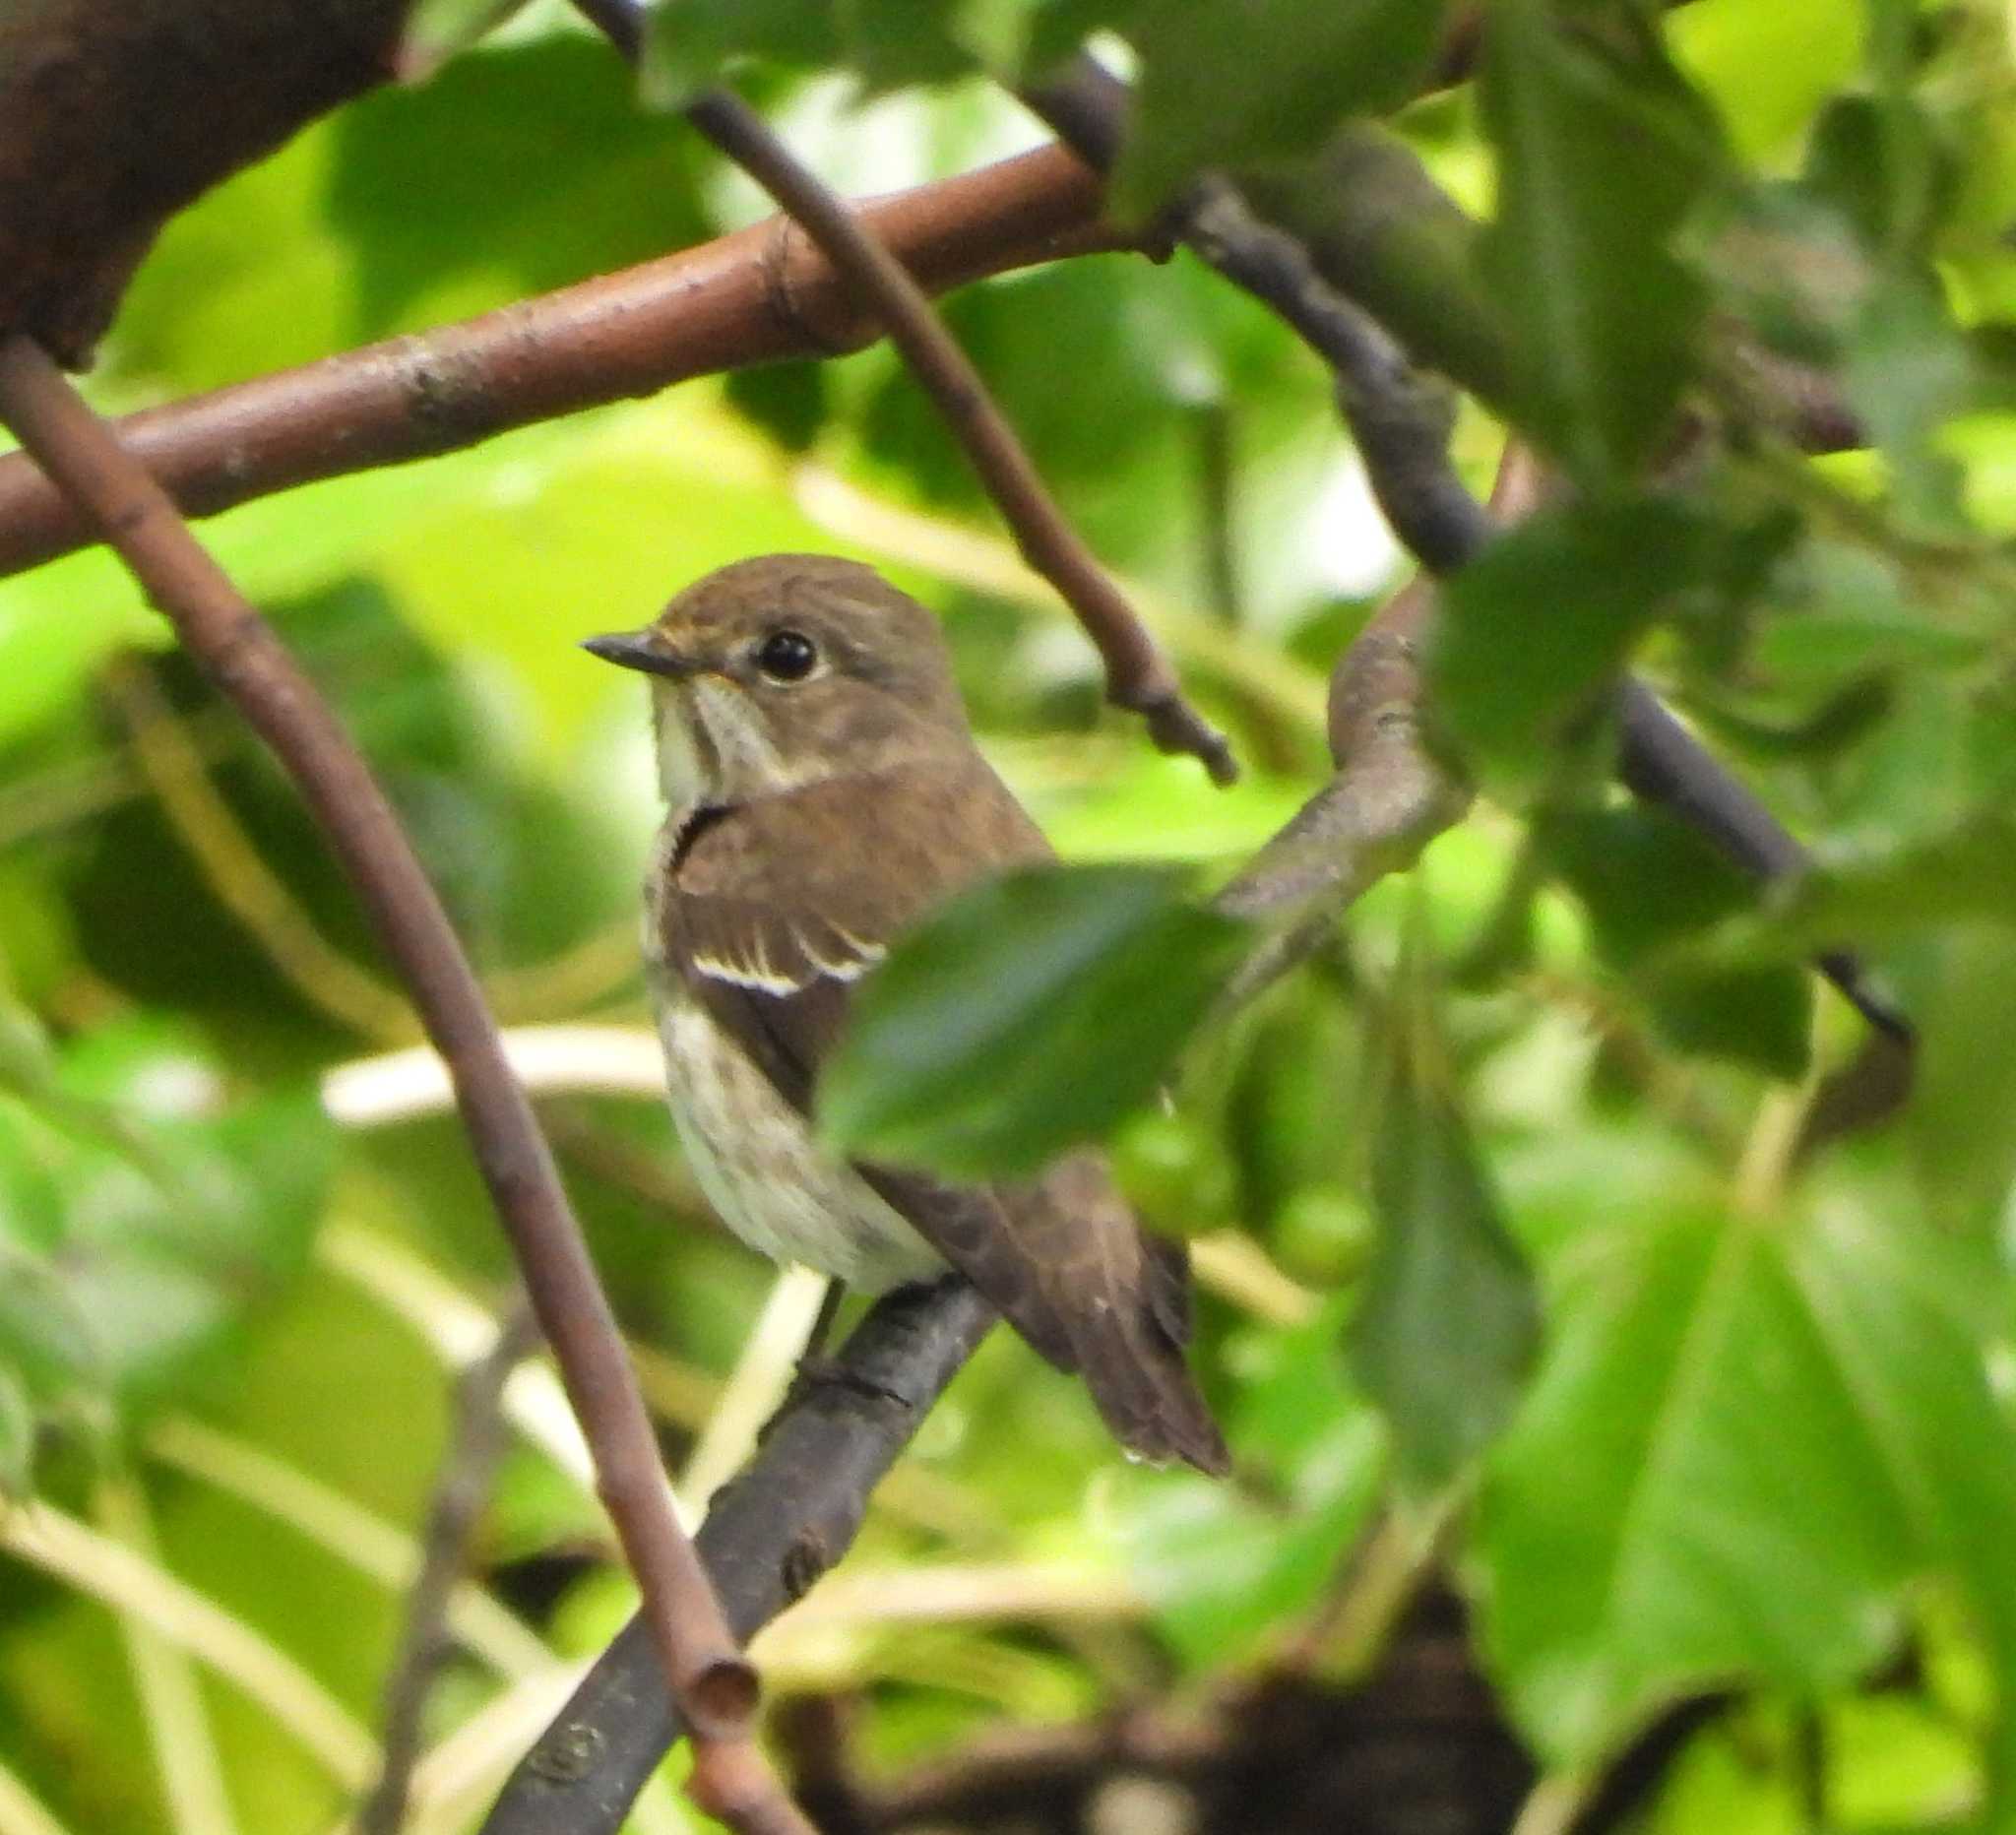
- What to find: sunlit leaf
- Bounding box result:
[1479,1203,2016,1813]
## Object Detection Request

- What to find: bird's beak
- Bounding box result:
[580,629,694,678]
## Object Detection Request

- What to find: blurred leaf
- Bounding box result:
[1113,0,1451,220]
[1125,1297,1384,1669]
[820,863,1248,1176]
[0,1367,32,1496]
[1844,274,1974,533]
[725,359,831,453]
[1699,812,2016,961]
[329,38,715,340]
[1351,961,1539,1493]
[1479,1202,2016,1811]
[1430,499,1716,794]
[400,0,539,77]
[0,1021,336,1475]
[1551,808,1812,1078]
[642,0,840,105]
[1476,0,1720,481]
[1902,925,2016,1233]
[839,0,976,93]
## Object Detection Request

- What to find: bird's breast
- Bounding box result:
[648,976,939,1293]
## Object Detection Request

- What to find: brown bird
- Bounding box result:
[584,554,1228,1475]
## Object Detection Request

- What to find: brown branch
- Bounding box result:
[0,142,1117,581]
[361,1301,539,1835]
[0,332,809,1835]
[682,87,1235,784]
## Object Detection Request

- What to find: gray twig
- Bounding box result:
[360,1302,539,1835]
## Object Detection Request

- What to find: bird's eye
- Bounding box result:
[755,628,819,683]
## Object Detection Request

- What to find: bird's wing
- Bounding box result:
[659,760,1227,1473]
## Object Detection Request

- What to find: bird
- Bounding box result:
[583,553,1228,1476]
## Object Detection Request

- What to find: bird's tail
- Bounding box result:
[1070,1228,1229,1477]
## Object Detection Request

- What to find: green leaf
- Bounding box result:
[837,0,976,93]
[0,1368,32,1498]
[1718,812,2016,958]
[1551,808,1813,1078]
[1476,0,1721,482]
[1113,0,1451,220]
[1429,499,1715,794]
[1905,925,2016,1232]
[1123,1297,1385,1670]
[399,0,539,79]
[819,863,1249,1176]
[1351,972,1540,1493]
[641,0,840,106]
[1478,1203,2016,1814]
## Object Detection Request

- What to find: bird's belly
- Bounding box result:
[653,993,941,1293]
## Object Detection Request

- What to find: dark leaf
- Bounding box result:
[1114,0,1451,220]
[1430,498,1716,794]
[1477,0,1721,481]
[820,863,1249,1176]
[1551,808,1812,1078]
[1350,968,1540,1492]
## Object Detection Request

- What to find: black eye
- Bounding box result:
[756,628,819,682]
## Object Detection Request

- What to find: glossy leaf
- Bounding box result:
[819,863,1249,1176]
[1479,1203,2016,1813]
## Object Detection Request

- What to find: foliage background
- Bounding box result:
[2,2,2016,1831]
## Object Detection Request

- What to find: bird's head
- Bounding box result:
[583,554,970,808]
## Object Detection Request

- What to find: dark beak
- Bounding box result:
[580,629,692,678]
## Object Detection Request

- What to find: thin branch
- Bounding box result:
[0,334,808,1835]
[360,1301,540,1835]
[682,87,1235,783]
[0,143,1116,580]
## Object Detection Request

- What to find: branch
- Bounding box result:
[680,86,1234,783]
[0,142,1115,580]
[0,333,808,1835]
[479,1278,996,1835]
[360,1301,539,1835]
[1019,62,1907,1042]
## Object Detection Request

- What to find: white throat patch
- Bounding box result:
[654,676,821,809]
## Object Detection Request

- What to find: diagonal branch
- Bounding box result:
[360,1300,539,1835]
[0,332,809,1835]
[1018,60,1909,1043]
[679,86,1234,784]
